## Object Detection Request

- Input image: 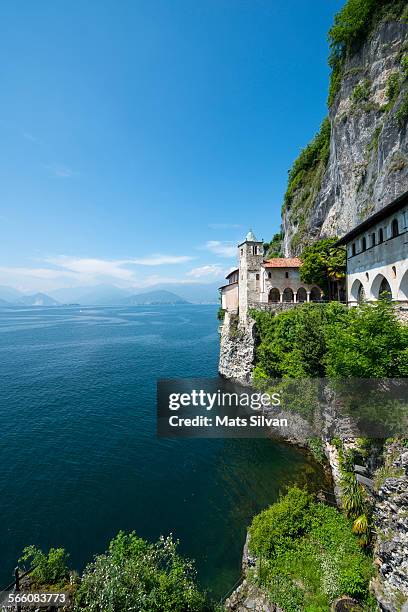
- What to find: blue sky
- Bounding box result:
[0,0,343,292]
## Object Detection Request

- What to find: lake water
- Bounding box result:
[0,304,326,598]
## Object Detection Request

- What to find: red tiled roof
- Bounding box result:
[262,257,302,268]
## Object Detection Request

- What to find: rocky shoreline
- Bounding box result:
[219,314,408,611]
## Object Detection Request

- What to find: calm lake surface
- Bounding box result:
[0,304,325,597]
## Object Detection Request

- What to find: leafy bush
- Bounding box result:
[74,532,207,612]
[299,237,346,296]
[325,299,408,378]
[19,546,70,588]
[264,232,283,258]
[251,300,408,384]
[249,487,313,558]
[248,488,374,609]
[352,79,371,104]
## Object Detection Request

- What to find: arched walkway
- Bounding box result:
[297,287,307,303]
[310,287,322,302]
[350,279,365,303]
[371,273,393,300]
[399,269,408,300]
[268,288,280,303]
[282,288,294,303]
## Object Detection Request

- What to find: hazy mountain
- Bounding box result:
[0,298,11,306]
[144,282,220,304]
[18,293,60,306]
[0,286,24,302]
[50,284,133,305]
[121,290,189,305]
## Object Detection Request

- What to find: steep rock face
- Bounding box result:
[218,314,255,384]
[284,20,408,255]
[372,442,408,611]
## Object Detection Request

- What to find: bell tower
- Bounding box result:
[238,230,264,323]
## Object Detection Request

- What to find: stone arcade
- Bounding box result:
[219,230,323,324]
[335,191,408,308]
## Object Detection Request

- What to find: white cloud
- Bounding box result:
[45,163,76,178]
[204,240,236,258]
[187,264,224,278]
[128,255,194,266]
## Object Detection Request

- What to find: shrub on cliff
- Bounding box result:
[19,545,71,589]
[251,300,408,382]
[248,487,374,610]
[325,299,408,378]
[73,532,208,612]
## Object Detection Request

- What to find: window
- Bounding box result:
[362,237,367,251]
[240,248,243,255]
[352,243,356,256]
[252,245,258,255]
[285,271,289,278]
[255,273,260,281]
[268,272,271,279]
[392,218,399,238]
[371,233,376,247]
[378,228,383,243]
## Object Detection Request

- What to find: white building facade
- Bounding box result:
[336,192,408,305]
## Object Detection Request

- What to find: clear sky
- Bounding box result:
[0,0,344,292]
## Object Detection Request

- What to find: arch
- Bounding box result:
[371,273,393,300]
[350,279,365,303]
[297,287,307,303]
[310,287,322,302]
[392,218,399,238]
[399,269,408,300]
[282,288,294,303]
[268,288,280,303]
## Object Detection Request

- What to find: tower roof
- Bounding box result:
[245,229,258,242]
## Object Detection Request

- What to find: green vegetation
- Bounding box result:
[386,73,401,105]
[299,238,346,298]
[284,118,331,211]
[19,533,209,612]
[74,532,207,612]
[396,91,408,127]
[401,54,408,79]
[327,0,407,107]
[282,119,331,252]
[217,307,225,321]
[248,487,374,611]
[19,545,71,589]
[251,300,408,382]
[352,78,371,105]
[264,231,283,258]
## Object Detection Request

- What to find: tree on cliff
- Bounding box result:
[299,238,346,300]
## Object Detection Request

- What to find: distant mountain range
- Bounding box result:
[121,290,188,305]
[0,288,61,307]
[0,282,220,306]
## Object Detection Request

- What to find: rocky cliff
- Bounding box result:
[283,14,408,255]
